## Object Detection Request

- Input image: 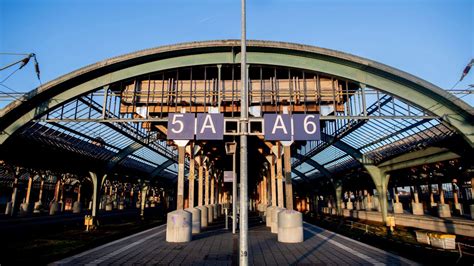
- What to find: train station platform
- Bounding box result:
[52,217,417,265]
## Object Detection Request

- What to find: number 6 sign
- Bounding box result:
[293,114,320,140]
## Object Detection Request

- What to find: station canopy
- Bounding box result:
[0,40,472,186]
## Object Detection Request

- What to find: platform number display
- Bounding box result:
[167,113,224,140]
[293,114,320,140]
[264,114,320,141]
[167,113,195,140]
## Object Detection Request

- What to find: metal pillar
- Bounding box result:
[10,177,19,216]
[240,0,249,263]
[275,145,284,208]
[334,182,342,215]
[205,164,210,205]
[266,155,276,207]
[188,147,195,208]
[25,176,33,206]
[283,145,293,210]
[198,156,203,206]
[177,145,186,210]
[89,172,106,224]
[211,176,215,204]
[232,147,237,234]
[140,183,148,217]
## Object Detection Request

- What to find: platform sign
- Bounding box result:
[293,114,320,141]
[264,114,292,141]
[196,113,224,140]
[167,113,195,140]
[223,171,234,183]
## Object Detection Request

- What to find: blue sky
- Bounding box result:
[0,0,473,106]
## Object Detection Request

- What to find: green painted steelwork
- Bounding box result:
[1,40,472,147]
[106,142,145,171]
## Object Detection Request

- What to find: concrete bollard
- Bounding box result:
[72,201,82,213]
[261,204,267,222]
[271,207,285,233]
[166,210,192,243]
[266,206,275,227]
[49,201,59,215]
[207,205,214,223]
[438,204,451,218]
[454,203,464,215]
[412,203,424,215]
[197,206,208,227]
[4,202,12,215]
[185,208,201,234]
[346,202,353,210]
[278,210,304,243]
[393,202,403,214]
[213,204,218,219]
[20,203,31,216]
[105,201,113,211]
[33,201,42,214]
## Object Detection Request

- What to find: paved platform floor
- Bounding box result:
[52,216,417,265]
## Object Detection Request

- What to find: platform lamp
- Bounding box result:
[225,141,237,234]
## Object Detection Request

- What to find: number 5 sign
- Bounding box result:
[167,113,195,140]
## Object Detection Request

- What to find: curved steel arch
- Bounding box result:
[1,40,473,146]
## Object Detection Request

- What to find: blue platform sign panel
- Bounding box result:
[196,113,224,140]
[167,113,195,140]
[264,114,292,141]
[293,114,321,140]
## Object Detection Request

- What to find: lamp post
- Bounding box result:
[240,0,249,264]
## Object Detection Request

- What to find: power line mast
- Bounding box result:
[239,0,249,265]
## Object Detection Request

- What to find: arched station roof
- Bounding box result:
[1,40,473,182]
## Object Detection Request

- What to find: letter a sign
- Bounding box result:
[196,113,224,140]
[264,114,292,141]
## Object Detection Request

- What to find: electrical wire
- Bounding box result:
[0,66,22,84]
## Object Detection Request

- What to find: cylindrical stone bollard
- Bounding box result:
[49,201,59,215]
[20,203,31,215]
[72,201,82,213]
[33,201,42,213]
[271,207,285,233]
[213,204,218,219]
[278,210,304,243]
[412,203,423,215]
[166,210,192,242]
[438,204,451,218]
[266,206,275,227]
[207,205,214,223]
[105,201,113,211]
[185,208,201,234]
[393,202,403,214]
[197,206,208,227]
